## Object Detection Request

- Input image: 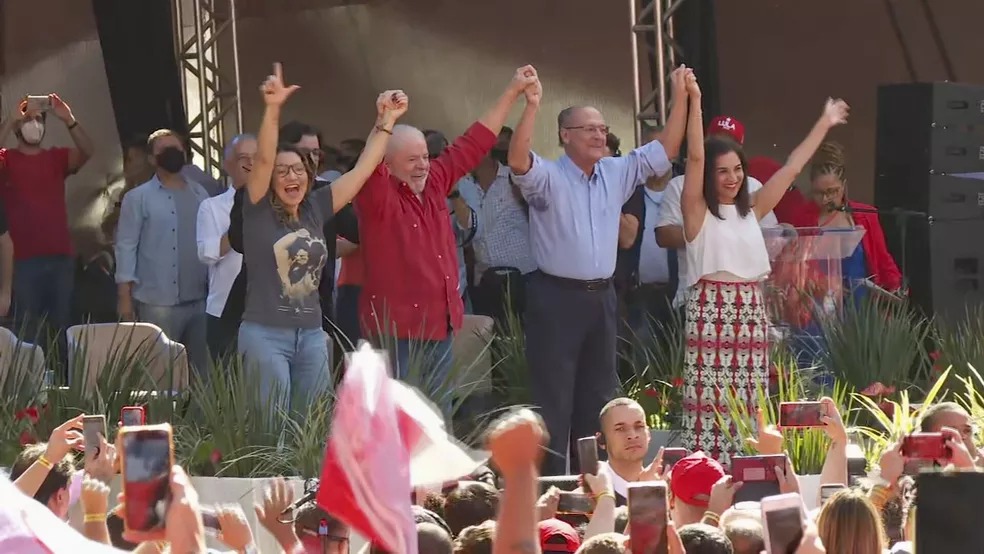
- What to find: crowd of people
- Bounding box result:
[0,59,927,553]
[10,387,984,553]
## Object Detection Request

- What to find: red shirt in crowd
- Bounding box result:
[0,148,74,260]
[354,122,496,340]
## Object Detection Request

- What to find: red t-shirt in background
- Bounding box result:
[0,148,73,260]
[746,155,815,225]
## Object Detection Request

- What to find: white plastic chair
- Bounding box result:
[452,314,495,394]
[0,326,46,387]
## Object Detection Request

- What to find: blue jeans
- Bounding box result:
[238,321,333,415]
[14,255,74,342]
[136,300,209,379]
[389,336,454,414]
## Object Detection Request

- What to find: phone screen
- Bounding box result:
[628,483,668,554]
[201,506,220,535]
[556,492,594,515]
[662,448,689,469]
[83,416,107,458]
[819,485,844,505]
[765,506,803,554]
[123,430,172,533]
[578,437,599,476]
[121,407,144,427]
[778,402,824,428]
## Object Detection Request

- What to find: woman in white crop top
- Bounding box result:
[677,71,850,464]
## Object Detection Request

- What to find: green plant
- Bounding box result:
[716,350,857,474]
[622,310,686,430]
[818,296,931,390]
[933,305,984,389]
[852,367,950,467]
[488,299,529,407]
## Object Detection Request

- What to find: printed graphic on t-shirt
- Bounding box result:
[273,228,327,314]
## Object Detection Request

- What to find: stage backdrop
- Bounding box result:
[2,0,982,247]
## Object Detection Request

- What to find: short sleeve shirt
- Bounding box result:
[242,187,334,329]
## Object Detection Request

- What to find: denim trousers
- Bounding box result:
[238,321,333,416]
[136,300,209,379]
[13,255,74,342]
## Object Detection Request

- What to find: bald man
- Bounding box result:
[507,66,690,475]
[353,67,537,406]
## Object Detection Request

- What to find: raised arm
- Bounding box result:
[330,91,407,212]
[753,98,849,219]
[247,63,300,205]
[680,72,707,242]
[654,65,691,160]
[480,65,537,136]
[50,94,94,175]
[507,69,542,176]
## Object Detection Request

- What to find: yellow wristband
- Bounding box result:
[702,510,721,524]
[83,513,107,523]
[594,491,616,502]
[36,455,53,470]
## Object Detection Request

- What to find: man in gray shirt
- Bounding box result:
[115,129,210,376]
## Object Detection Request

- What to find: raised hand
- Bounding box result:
[524,76,543,107]
[821,98,850,128]
[44,414,85,464]
[260,62,300,106]
[746,408,784,455]
[684,70,700,97]
[819,397,847,444]
[670,65,690,97]
[639,447,669,481]
[49,93,74,124]
[510,65,539,96]
[377,90,409,121]
[487,408,547,475]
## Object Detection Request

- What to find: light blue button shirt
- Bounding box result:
[512,140,672,280]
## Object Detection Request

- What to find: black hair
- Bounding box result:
[703,136,751,220]
[607,132,622,157]
[279,121,323,148]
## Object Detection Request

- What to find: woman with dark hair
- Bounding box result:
[679,70,849,463]
[240,62,407,413]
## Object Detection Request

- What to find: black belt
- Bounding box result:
[537,270,613,292]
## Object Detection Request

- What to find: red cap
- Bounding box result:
[669,452,725,508]
[708,115,745,144]
[538,519,581,553]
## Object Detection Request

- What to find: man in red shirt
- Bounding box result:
[0,95,93,342]
[355,66,537,402]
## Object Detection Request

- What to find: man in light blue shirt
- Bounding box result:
[508,67,690,474]
[116,129,210,376]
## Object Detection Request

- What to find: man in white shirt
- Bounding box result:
[196,134,256,358]
[655,115,778,309]
[595,397,661,505]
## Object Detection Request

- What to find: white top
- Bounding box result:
[656,175,778,307]
[638,187,671,284]
[196,186,244,317]
[684,204,771,288]
[598,460,631,500]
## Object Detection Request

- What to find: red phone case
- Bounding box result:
[902,433,949,460]
[778,402,825,427]
[731,455,786,483]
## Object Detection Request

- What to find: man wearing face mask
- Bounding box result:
[115,129,210,376]
[0,94,94,344]
[456,126,535,323]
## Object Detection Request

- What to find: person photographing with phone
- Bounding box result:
[0,93,93,346]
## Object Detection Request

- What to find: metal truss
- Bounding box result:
[628,0,686,146]
[172,0,243,179]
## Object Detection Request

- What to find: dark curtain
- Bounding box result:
[91,0,187,146]
[674,0,721,119]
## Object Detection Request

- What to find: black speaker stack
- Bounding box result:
[874,82,984,323]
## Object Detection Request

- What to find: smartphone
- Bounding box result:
[778,401,826,428]
[119,424,174,540]
[556,491,594,515]
[661,448,689,469]
[25,95,51,113]
[916,471,984,552]
[819,484,846,506]
[121,406,146,427]
[578,436,600,476]
[901,433,950,460]
[200,506,221,535]
[82,415,107,458]
[732,455,786,503]
[761,493,804,554]
[627,481,669,554]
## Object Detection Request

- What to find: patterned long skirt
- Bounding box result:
[680,279,769,467]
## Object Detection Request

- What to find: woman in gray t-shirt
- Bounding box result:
[239,62,408,414]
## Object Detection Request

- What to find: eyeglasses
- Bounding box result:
[564,125,610,135]
[298,147,323,159]
[812,186,843,200]
[274,164,307,177]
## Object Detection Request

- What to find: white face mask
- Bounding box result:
[20,120,44,145]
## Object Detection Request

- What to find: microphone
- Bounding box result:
[279,477,320,516]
